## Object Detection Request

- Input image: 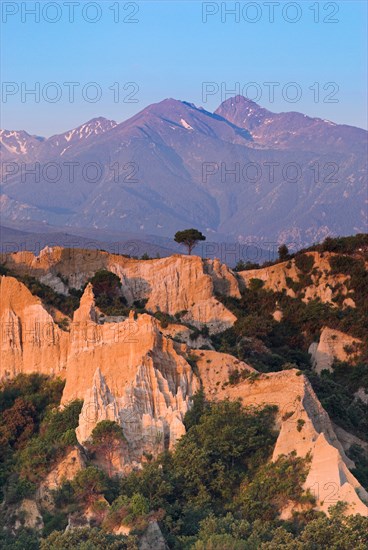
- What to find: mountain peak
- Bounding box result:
[141,98,199,116]
[215,95,270,127]
[46,117,117,149]
[119,97,221,135]
[63,117,117,140]
[0,129,45,156]
[84,116,117,127]
[219,95,263,110]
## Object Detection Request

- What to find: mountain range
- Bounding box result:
[1,96,367,248]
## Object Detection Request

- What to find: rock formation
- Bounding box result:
[139,521,167,550]
[1,248,238,333]
[1,250,367,518]
[355,387,368,404]
[38,447,86,509]
[68,285,199,461]
[309,327,362,373]
[0,275,68,379]
[14,499,44,531]
[197,367,368,516]
[238,252,354,307]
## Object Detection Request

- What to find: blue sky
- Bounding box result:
[1,1,367,136]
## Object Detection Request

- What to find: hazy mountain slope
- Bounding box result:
[0,224,176,258]
[1,97,367,246]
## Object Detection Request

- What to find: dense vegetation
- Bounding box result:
[235,234,368,271]
[0,375,82,509]
[306,233,368,255]
[212,235,368,446]
[88,270,128,316]
[1,377,367,549]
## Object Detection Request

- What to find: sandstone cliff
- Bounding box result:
[0,275,68,379]
[1,254,367,518]
[238,252,354,307]
[67,284,200,461]
[197,366,368,516]
[309,327,362,373]
[1,247,238,333]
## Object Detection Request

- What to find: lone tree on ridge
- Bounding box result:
[174,228,206,255]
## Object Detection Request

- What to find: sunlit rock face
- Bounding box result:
[1,248,238,333]
[1,254,367,518]
[0,275,68,379]
[68,285,199,462]
[198,366,368,517]
[309,327,362,374]
[238,252,355,307]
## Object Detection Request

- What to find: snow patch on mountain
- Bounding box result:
[0,130,45,155]
[63,118,117,142]
[180,118,194,130]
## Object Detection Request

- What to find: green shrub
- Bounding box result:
[184,389,207,431]
[71,467,108,505]
[88,270,128,316]
[239,453,313,522]
[295,254,315,273]
[16,399,83,483]
[41,527,132,549]
[249,278,265,291]
[173,402,277,508]
[234,260,260,272]
[320,234,368,255]
[348,444,368,490]
[297,419,305,432]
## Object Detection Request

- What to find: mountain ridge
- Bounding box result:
[1,96,367,248]
[2,96,366,141]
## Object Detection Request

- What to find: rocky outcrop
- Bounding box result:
[69,285,199,462]
[238,252,354,307]
[1,248,238,333]
[198,367,368,516]
[0,275,199,462]
[193,350,256,394]
[272,307,283,322]
[14,499,44,531]
[238,260,299,297]
[1,252,367,518]
[309,327,362,373]
[0,275,68,379]
[355,387,368,404]
[161,323,214,349]
[203,257,240,298]
[139,521,167,550]
[38,447,85,509]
